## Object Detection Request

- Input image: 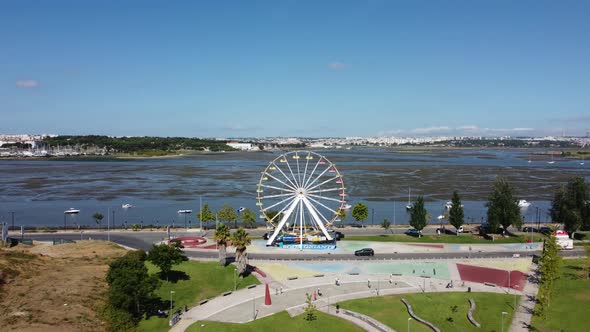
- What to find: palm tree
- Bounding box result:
[92,213,104,230]
[231,227,251,276]
[214,223,230,266]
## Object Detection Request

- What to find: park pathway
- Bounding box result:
[170,274,517,332]
[509,263,539,332]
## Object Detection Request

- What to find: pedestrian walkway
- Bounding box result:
[170,273,520,332]
[319,305,395,332]
[509,263,539,332]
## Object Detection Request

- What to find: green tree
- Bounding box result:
[106,250,160,327]
[240,208,257,229]
[448,191,464,235]
[409,196,429,237]
[231,227,252,276]
[146,242,188,278]
[266,209,284,223]
[486,177,521,234]
[338,209,347,223]
[218,204,238,228]
[550,177,590,235]
[196,204,216,229]
[214,223,231,266]
[352,202,369,228]
[537,236,562,315]
[92,212,104,229]
[303,293,318,321]
[381,218,391,233]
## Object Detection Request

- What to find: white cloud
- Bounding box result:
[378,125,535,137]
[16,80,39,88]
[328,62,347,70]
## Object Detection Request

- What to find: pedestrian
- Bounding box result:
[368,279,371,288]
[336,304,340,314]
[317,287,321,296]
[280,287,283,294]
[313,291,317,301]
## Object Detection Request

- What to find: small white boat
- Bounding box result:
[122,204,133,209]
[444,201,464,209]
[518,200,531,208]
[64,208,80,214]
[177,209,193,214]
[341,204,352,210]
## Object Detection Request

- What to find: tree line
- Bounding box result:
[42,135,234,153]
[196,204,257,229]
[350,176,590,237]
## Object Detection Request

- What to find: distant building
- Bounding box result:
[227,142,258,151]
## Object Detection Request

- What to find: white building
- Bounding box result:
[227,142,258,151]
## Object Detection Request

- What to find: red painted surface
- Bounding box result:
[457,263,526,289]
[168,236,207,248]
[407,243,444,249]
[264,284,272,305]
[253,267,267,278]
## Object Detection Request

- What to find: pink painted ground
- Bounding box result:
[457,263,526,289]
[407,243,444,249]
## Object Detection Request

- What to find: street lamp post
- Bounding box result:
[169,290,176,319]
[11,212,14,231]
[234,268,237,291]
[501,311,507,332]
[408,317,412,332]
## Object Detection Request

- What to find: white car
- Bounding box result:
[457,226,464,233]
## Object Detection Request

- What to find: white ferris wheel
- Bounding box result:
[257,151,348,247]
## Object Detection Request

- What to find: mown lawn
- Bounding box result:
[344,233,547,244]
[530,259,590,332]
[186,311,363,332]
[138,260,260,332]
[339,292,517,332]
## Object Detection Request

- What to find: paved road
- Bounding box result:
[21,231,585,261]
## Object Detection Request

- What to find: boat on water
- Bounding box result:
[547,153,555,164]
[177,209,193,214]
[406,187,412,210]
[444,201,464,209]
[122,204,133,209]
[518,199,531,208]
[64,208,80,214]
[341,204,352,210]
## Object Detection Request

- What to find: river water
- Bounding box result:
[0,148,588,228]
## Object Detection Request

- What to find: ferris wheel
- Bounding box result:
[257,151,348,246]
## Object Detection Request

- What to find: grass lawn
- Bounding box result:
[530,259,590,332]
[138,260,260,332]
[186,311,363,332]
[339,292,517,332]
[344,233,547,244]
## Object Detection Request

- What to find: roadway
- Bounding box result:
[21,231,586,261]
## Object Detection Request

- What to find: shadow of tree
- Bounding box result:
[160,270,190,283]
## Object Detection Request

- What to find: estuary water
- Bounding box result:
[0,148,588,228]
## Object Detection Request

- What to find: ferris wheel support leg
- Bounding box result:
[302,197,333,241]
[266,197,301,246]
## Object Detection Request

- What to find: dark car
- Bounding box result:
[539,226,553,234]
[522,227,538,233]
[354,248,374,256]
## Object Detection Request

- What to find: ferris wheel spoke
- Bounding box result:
[264,171,296,191]
[260,183,295,193]
[295,154,302,185]
[308,193,344,204]
[304,198,331,225]
[303,158,323,188]
[264,195,297,216]
[302,197,332,240]
[306,176,340,192]
[283,158,300,188]
[307,187,342,194]
[266,196,301,245]
[259,192,295,200]
[304,165,331,190]
[272,164,298,189]
[306,195,340,215]
[301,154,311,188]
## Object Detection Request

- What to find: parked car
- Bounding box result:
[522,227,538,233]
[457,225,464,233]
[354,248,374,256]
[405,228,421,236]
[539,226,553,234]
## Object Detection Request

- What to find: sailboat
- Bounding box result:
[547,153,555,164]
[580,155,585,166]
[405,187,412,210]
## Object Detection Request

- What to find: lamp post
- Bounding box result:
[169,290,176,319]
[11,212,15,231]
[408,317,412,332]
[234,268,237,291]
[501,311,507,332]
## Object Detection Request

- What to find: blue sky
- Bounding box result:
[1,0,589,137]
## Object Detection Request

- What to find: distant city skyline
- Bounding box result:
[1,1,589,137]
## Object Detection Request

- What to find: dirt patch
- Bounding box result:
[0,241,127,331]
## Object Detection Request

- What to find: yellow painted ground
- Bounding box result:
[456,258,531,272]
[255,263,318,280]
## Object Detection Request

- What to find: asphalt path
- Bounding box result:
[21,231,585,261]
